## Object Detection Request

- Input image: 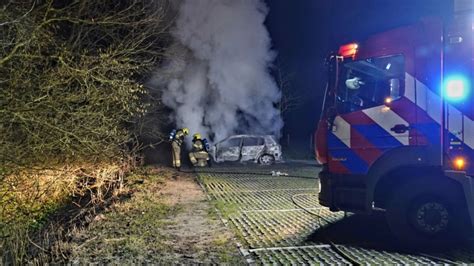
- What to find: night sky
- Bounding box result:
[266,0,453,147]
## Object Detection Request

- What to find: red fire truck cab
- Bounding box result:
[316,7,474,245]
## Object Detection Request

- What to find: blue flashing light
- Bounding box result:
[445,76,469,101]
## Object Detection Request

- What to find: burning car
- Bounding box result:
[209,135,282,165]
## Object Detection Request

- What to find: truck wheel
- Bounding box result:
[385,178,468,248]
[258,154,275,165]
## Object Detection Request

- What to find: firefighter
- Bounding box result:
[170,127,189,170]
[188,133,210,167]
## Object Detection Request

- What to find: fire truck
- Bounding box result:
[316,1,474,246]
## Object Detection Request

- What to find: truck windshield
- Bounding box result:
[336,54,405,113]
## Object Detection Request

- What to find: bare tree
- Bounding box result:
[0,0,173,262]
[0,0,172,173]
[274,58,301,115]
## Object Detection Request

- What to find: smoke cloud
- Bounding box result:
[153,0,283,143]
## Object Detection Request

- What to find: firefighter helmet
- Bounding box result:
[182,128,189,135]
[193,133,202,140]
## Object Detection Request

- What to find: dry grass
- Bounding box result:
[0,160,135,265]
[68,166,244,264]
[1,165,244,264]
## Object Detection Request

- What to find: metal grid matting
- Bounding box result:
[229,209,344,248]
[251,246,352,265]
[210,190,321,211]
[204,176,318,194]
[198,167,474,264]
[213,191,319,210]
[336,246,438,264]
[195,165,319,177]
[251,245,439,265]
[204,175,321,211]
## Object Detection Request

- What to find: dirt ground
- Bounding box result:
[67,166,244,264]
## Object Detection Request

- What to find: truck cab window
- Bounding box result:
[336,54,405,113]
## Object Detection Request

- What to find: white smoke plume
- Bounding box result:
[154,0,283,143]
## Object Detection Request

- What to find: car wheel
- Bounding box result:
[258,154,275,165]
[386,178,469,248]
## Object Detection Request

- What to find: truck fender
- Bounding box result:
[365,145,441,211]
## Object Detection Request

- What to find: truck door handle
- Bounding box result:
[390,124,410,134]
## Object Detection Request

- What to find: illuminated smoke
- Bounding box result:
[153,0,283,143]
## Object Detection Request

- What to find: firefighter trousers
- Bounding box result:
[171,141,182,168]
[189,151,209,167]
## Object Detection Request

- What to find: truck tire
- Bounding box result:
[385,177,468,248]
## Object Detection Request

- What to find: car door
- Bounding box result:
[241,137,265,162]
[328,55,412,174]
[216,137,242,162]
